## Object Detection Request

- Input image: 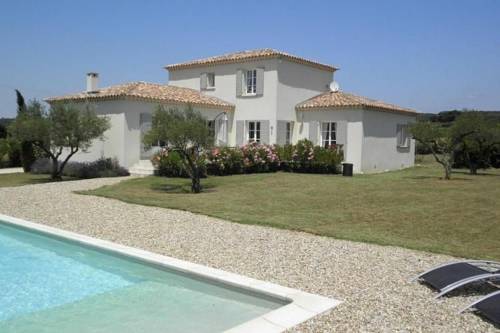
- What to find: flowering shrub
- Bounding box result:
[279,139,343,174]
[240,142,280,173]
[152,148,206,178]
[153,141,342,177]
[206,147,244,176]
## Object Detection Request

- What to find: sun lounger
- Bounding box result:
[459,290,500,326]
[411,260,500,298]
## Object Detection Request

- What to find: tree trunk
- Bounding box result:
[20,141,35,172]
[430,151,452,180]
[191,166,201,193]
[50,157,62,181]
[444,163,452,180]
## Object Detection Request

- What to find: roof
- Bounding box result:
[45,82,234,110]
[296,91,417,114]
[165,48,338,72]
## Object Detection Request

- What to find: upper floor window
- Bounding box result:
[248,121,261,143]
[321,122,336,148]
[397,124,410,148]
[207,73,215,88]
[245,69,257,95]
[285,122,292,145]
[201,72,215,90]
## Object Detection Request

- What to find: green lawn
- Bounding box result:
[0,173,74,187]
[80,160,498,260]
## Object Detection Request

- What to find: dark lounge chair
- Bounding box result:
[411,260,500,298]
[460,290,500,326]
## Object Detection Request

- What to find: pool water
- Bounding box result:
[0,222,287,332]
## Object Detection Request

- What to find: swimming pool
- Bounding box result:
[0,214,341,332]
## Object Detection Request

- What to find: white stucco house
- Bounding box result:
[46,49,417,174]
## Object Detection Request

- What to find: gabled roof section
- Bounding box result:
[165,48,338,72]
[45,82,234,110]
[296,91,417,115]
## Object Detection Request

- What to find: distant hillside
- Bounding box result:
[0,118,13,127]
[418,110,500,125]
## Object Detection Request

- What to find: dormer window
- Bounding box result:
[245,69,257,95]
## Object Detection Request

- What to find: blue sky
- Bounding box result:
[1,0,499,117]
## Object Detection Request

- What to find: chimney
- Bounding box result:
[86,72,99,93]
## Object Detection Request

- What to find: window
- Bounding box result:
[321,122,336,148]
[285,122,292,145]
[207,73,215,88]
[245,69,257,95]
[207,120,216,141]
[248,121,261,143]
[397,124,410,148]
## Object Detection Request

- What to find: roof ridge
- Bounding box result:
[165,48,338,72]
[296,90,416,114]
[45,82,234,110]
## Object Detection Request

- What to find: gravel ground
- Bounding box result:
[0,177,497,332]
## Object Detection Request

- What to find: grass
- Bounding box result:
[79,159,497,260]
[0,173,74,187]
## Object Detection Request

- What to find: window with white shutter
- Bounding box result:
[248,121,261,143]
[244,69,257,95]
[321,122,337,148]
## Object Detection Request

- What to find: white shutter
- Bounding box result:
[336,121,347,145]
[236,70,243,97]
[260,120,270,144]
[236,120,245,145]
[309,121,319,145]
[276,121,287,145]
[200,73,207,90]
[256,67,264,96]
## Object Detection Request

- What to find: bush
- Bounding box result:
[152,148,206,178]
[206,147,244,176]
[282,139,343,174]
[240,142,280,173]
[31,157,129,178]
[0,138,21,168]
[153,141,342,178]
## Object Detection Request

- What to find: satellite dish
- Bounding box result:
[329,81,340,92]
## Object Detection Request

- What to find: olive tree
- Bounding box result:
[410,121,473,179]
[452,112,500,174]
[9,101,109,180]
[143,106,212,193]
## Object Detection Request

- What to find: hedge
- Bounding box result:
[152,140,343,177]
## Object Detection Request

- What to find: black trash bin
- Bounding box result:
[342,163,353,177]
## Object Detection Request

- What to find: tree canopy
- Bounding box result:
[9,101,110,180]
[144,106,213,193]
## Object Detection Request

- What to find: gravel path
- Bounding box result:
[0,177,497,332]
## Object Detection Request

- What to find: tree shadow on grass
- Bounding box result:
[453,170,500,177]
[403,175,473,181]
[150,181,217,194]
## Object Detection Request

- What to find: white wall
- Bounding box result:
[66,100,231,168]
[168,58,335,145]
[168,59,279,144]
[277,60,332,130]
[361,109,416,173]
[299,109,364,172]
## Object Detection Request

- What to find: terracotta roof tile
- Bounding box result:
[45,82,234,110]
[165,48,337,72]
[296,91,417,114]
